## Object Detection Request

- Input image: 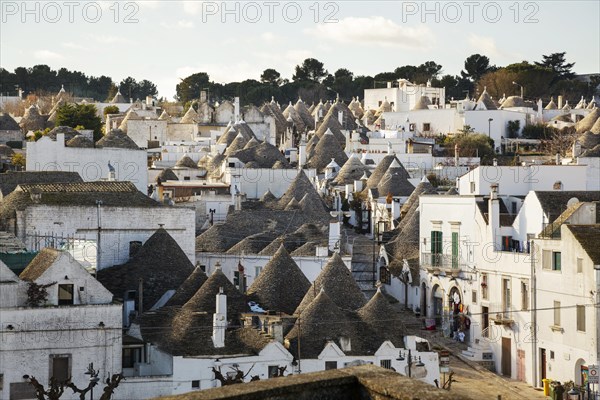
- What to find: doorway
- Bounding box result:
[517,349,526,382]
[501,337,511,377]
[540,348,547,386]
[482,306,489,337]
[420,282,427,317]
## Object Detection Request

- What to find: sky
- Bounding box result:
[1,0,599,99]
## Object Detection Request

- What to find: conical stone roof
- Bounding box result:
[332,153,367,185]
[294,253,366,316]
[285,290,364,358]
[246,245,310,315]
[97,228,194,311]
[96,129,139,150]
[376,159,414,197]
[306,129,348,173]
[365,154,398,190]
[165,266,209,306]
[576,108,600,133]
[183,267,248,321]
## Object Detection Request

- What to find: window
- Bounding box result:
[50,354,71,383]
[577,305,586,332]
[184,176,190,181]
[380,359,392,369]
[502,278,511,315]
[482,273,488,300]
[451,232,459,269]
[552,252,561,271]
[122,348,135,368]
[521,281,529,311]
[542,250,551,269]
[268,365,279,378]
[0,373,3,391]
[511,202,517,214]
[550,351,555,360]
[423,123,431,132]
[472,290,477,304]
[325,361,337,370]
[228,162,235,168]
[380,266,391,285]
[58,284,74,305]
[129,241,142,258]
[191,380,200,389]
[577,258,583,273]
[554,301,561,327]
[255,266,262,277]
[431,230,442,265]
[470,182,475,193]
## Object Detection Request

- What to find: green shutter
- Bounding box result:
[452,232,459,269]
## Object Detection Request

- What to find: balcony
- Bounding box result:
[488,303,514,326]
[421,252,467,276]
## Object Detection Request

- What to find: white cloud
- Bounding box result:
[137,1,160,9]
[467,34,502,59]
[177,20,194,28]
[160,20,194,29]
[61,42,86,51]
[33,50,63,60]
[305,16,435,49]
[90,35,135,45]
[182,1,203,15]
[260,32,280,44]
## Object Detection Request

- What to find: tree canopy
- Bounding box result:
[55,103,103,141]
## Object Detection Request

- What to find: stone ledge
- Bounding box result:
[155,365,474,400]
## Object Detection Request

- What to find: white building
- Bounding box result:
[364,80,446,112]
[0,181,195,270]
[26,132,148,193]
[0,250,122,400]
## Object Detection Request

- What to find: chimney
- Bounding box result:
[488,184,500,251]
[454,144,459,167]
[212,287,227,348]
[234,192,242,211]
[329,220,341,252]
[387,82,392,88]
[270,321,284,343]
[234,97,240,121]
[200,90,207,103]
[298,136,307,169]
[557,95,563,109]
[146,95,153,106]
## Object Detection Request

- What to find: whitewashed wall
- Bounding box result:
[26,134,148,193]
[21,205,195,269]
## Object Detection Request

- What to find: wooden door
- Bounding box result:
[517,349,526,382]
[501,337,511,377]
[540,348,547,385]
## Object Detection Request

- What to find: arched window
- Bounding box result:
[380,266,391,285]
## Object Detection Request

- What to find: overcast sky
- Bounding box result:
[1,1,599,99]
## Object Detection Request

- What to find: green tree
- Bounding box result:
[137,79,158,98]
[446,133,495,161]
[56,103,102,141]
[461,54,492,82]
[11,153,25,169]
[260,68,282,86]
[535,52,575,82]
[103,105,119,115]
[176,72,210,103]
[394,65,418,81]
[293,58,328,83]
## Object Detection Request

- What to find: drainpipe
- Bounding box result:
[531,240,537,387]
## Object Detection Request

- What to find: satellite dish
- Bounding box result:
[567,197,579,207]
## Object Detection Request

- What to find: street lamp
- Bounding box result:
[396,349,425,378]
[512,81,524,99]
[83,363,100,400]
[209,208,216,226]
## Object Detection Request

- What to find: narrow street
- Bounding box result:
[394,307,547,399]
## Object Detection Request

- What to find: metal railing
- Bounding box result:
[421,252,467,270]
